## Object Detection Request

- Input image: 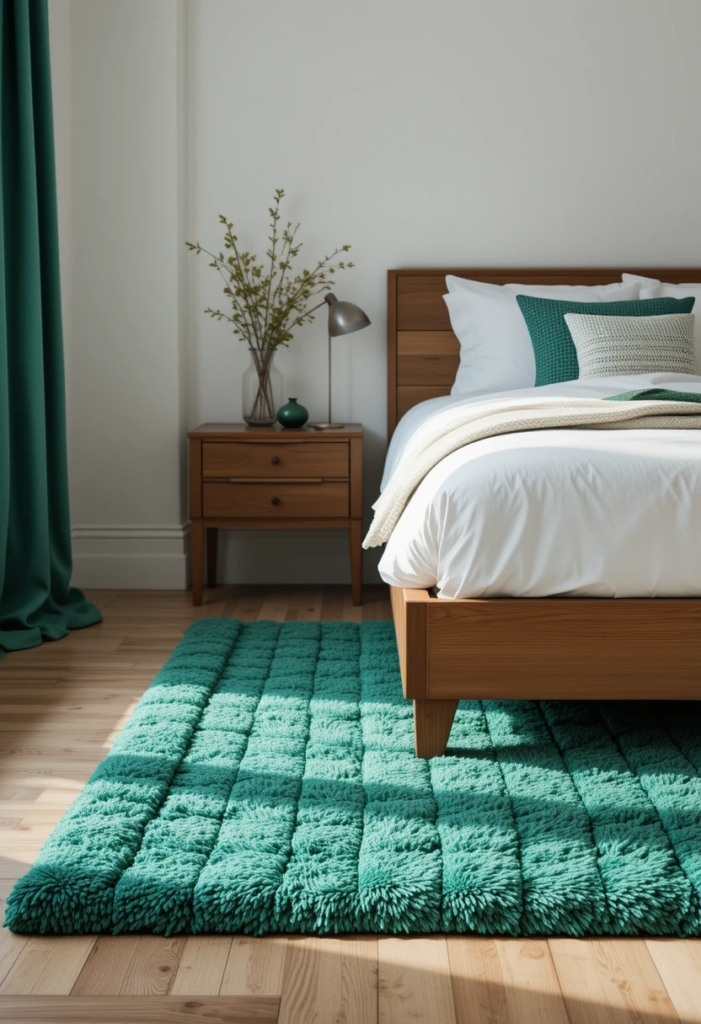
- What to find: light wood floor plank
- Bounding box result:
[170,936,233,996]
[0,930,28,988]
[0,994,280,1022]
[646,939,701,1023]
[220,937,287,997]
[495,939,571,1023]
[2,638,122,657]
[278,936,377,1024]
[0,880,18,902]
[1,708,138,723]
[117,936,185,996]
[1,656,139,671]
[320,586,346,621]
[0,688,145,703]
[379,936,456,1024]
[550,938,679,1024]
[218,586,265,621]
[0,813,77,830]
[361,591,393,621]
[342,591,363,622]
[0,936,96,995]
[285,587,323,622]
[257,590,290,622]
[0,749,117,765]
[70,934,185,997]
[71,936,144,996]
[448,938,507,1024]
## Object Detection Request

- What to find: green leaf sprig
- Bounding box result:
[186,188,354,354]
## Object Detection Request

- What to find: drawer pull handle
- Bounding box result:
[271,496,280,506]
[271,456,280,465]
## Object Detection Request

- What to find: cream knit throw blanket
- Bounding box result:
[363,397,701,549]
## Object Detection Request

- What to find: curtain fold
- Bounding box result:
[0,0,101,655]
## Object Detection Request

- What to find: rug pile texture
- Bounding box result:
[6,619,701,936]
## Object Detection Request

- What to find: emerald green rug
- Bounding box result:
[6,619,701,936]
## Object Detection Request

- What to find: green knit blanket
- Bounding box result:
[6,619,701,937]
[607,388,701,402]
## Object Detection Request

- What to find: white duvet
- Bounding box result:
[378,373,701,599]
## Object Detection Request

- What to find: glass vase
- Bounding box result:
[242,348,283,427]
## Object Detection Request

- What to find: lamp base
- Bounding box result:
[310,422,345,430]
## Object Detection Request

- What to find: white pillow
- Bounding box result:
[622,274,701,371]
[444,276,641,396]
[565,312,696,378]
[621,273,661,289]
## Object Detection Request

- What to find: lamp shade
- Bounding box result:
[325,293,371,337]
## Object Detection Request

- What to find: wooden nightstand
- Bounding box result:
[188,423,364,606]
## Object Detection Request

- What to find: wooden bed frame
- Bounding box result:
[387,267,701,757]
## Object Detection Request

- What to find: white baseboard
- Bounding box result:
[71,524,189,589]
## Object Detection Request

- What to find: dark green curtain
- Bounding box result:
[0,0,101,655]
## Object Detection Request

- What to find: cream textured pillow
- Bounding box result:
[622,273,701,371]
[564,313,697,378]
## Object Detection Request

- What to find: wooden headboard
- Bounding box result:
[387,267,701,438]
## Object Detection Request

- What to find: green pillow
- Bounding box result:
[515,295,696,386]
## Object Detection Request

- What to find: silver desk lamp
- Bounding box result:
[309,293,370,429]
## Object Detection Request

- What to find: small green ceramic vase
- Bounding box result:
[277,397,309,429]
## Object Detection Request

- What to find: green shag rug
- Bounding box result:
[6,619,701,937]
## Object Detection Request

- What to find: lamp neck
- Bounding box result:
[305,292,337,319]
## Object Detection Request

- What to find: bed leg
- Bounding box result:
[414,699,458,758]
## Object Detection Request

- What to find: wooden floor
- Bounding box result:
[1,586,700,1024]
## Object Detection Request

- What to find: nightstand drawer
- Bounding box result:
[203,481,349,518]
[202,441,349,480]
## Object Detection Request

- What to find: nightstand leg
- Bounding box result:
[349,519,362,606]
[206,527,218,589]
[191,519,204,606]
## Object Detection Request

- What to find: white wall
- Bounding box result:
[50,0,701,588]
[50,0,188,587]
